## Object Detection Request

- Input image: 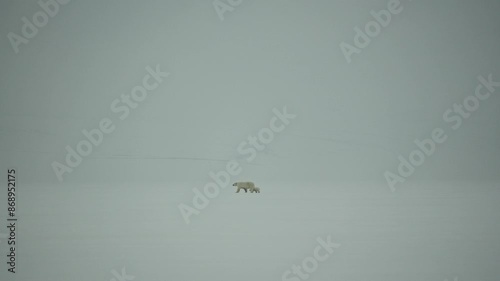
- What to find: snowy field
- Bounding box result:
[0,181,497,281]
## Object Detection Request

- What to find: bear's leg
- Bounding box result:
[236,187,240,193]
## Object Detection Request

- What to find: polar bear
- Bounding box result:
[233,182,255,193]
[250,186,260,193]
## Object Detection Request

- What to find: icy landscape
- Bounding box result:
[1,0,500,280]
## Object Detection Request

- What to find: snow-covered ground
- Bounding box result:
[0,181,496,281]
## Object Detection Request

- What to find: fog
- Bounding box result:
[1,0,499,280]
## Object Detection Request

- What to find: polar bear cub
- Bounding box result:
[233,182,259,193]
[251,186,260,193]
